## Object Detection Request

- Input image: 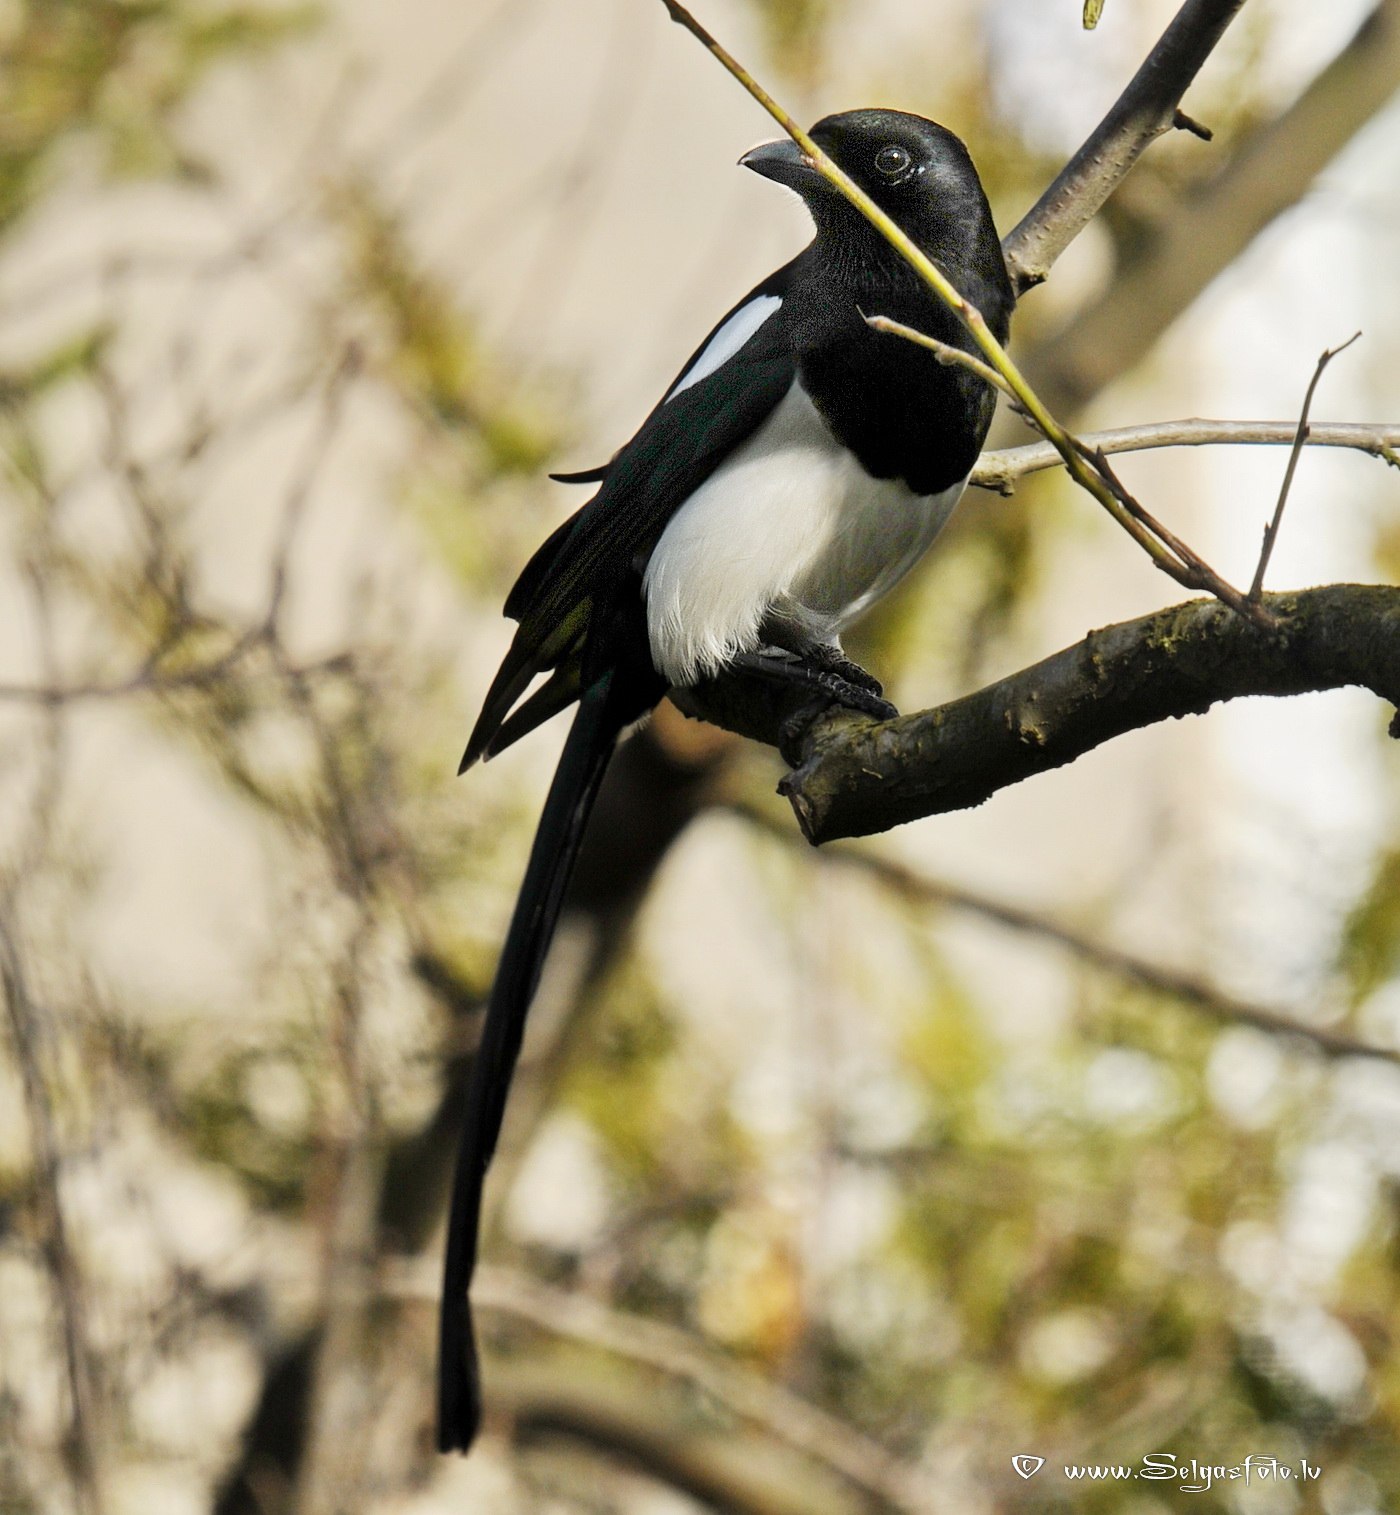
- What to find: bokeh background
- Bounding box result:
[3,0,1400,1511]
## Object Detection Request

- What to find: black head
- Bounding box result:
[741,109,1009,328]
[743,111,975,210]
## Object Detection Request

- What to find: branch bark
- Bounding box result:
[672,584,1400,845]
[1001,0,1248,295]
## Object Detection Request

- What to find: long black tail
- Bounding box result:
[438,672,623,1451]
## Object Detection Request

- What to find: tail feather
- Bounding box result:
[484,665,581,761]
[438,672,622,1451]
[460,607,590,775]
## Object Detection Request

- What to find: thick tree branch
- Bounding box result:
[1001,0,1248,295]
[672,585,1400,845]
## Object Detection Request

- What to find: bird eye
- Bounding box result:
[874,144,913,180]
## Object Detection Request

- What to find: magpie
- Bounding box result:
[439,107,1014,1451]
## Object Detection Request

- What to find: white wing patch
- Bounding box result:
[667,294,782,401]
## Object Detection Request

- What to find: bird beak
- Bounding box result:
[739,137,825,193]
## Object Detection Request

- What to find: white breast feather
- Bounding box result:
[667,294,782,401]
[643,382,966,687]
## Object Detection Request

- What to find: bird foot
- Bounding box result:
[795,644,889,700]
[728,650,897,765]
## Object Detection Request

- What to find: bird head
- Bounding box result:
[741,109,1000,280]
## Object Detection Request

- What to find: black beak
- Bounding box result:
[739,137,825,193]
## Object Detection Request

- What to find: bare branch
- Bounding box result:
[1002,0,1248,294]
[864,313,1017,397]
[671,584,1400,844]
[972,417,1400,491]
[1172,108,1214,142]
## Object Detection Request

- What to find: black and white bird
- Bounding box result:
[439,107,1014,1451]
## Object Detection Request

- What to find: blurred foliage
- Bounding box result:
[745,0,853,89]
[1342,847,1400,1007]
[331,179,557,480]
[0,0,318,229]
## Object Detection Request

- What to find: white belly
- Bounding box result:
[642,381,965,687]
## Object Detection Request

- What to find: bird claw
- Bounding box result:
[777,681,897,764]
[799,645,888,700]
[727,650,897,764]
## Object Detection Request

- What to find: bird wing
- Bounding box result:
[462,265,799,768]
[543,265,794,491]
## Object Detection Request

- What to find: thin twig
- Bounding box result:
[863,314,1015,397]
[1249,332,1361,601]
[972,417,1400,492]
[1173,108,1214,141]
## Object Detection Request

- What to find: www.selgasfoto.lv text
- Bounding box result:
[1014,1454,1320,1491]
